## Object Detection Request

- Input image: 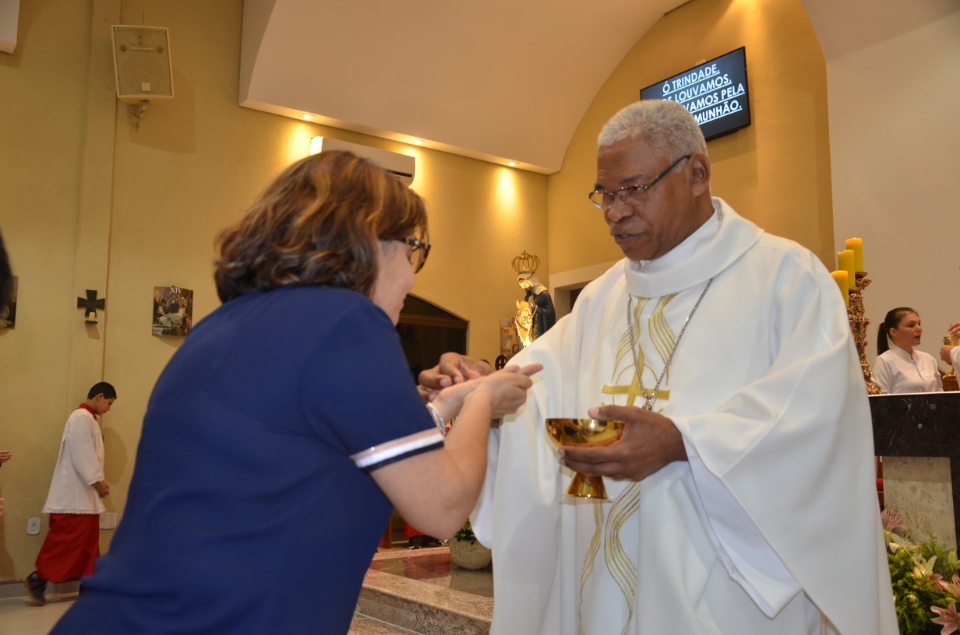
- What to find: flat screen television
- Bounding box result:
[640,47,750,141]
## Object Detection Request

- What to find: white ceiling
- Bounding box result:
[239,0,960,175]
[239,0,690,174]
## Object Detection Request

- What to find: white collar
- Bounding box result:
[624,198,764,298]
[888,344,918,361]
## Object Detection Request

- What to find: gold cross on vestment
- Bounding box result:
[602,373,669,409]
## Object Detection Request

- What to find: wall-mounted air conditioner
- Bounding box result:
[309,137,415,186]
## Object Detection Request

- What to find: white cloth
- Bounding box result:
[473,199,897,635]
[42,407,106,515]
[871,345,943,394]
[951,347,960,375]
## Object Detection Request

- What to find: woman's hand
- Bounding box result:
[471,364,542,419]
[431,364,541,422]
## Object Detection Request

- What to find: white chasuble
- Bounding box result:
[472,199,897,635]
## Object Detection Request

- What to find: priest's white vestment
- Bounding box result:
[473,199,897,635]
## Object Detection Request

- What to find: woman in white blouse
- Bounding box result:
[872,306,943,394]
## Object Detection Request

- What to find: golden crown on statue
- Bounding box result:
[511,250,540,276]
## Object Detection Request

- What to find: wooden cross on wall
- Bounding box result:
[77,289,106,323]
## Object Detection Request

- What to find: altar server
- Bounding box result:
[427,100,897,634]
[23,383,116,606]
[52,150,539,634]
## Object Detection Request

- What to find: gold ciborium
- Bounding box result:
[546,418,624,500]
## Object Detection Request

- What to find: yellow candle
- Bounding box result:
[831,270,850,307]
[845,237,864,272]
[837,250,856,289]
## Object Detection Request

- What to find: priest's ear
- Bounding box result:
[688,153,711,197]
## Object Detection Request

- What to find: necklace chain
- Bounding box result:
[627,278,714,411]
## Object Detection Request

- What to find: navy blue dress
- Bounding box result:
[52,286,441,634]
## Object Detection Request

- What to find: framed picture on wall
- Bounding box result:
[152,286,193,336]
[0,275,17,329]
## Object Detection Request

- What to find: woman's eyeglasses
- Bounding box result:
[392,237,430,273]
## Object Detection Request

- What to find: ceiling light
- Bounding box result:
[300,114,313,121]
[508,161,516,167]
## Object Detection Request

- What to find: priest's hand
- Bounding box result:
[419,353,493,395]
[558,405,687,482]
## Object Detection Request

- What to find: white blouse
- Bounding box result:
[871,345,943,394]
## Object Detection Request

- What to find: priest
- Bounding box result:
[424,100,896,634]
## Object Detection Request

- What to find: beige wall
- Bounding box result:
[827,11,960,367]
[0,0,546,582]
[0,0,96,583]
[546,0,834,277]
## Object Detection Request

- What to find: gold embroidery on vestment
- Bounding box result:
[605,482,642,635]
[585,294,679,634]
[578,502,604,635]
[649,295,679,385]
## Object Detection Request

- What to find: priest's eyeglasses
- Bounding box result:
[588,154,691,211]
[393,237,431,273]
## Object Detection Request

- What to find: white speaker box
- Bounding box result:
[111,25,174,105]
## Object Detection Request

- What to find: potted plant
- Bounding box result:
[448,521,492,570]
[882,509,960,634]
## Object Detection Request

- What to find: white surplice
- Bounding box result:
[42,407,106,514]
[473,199,897,635]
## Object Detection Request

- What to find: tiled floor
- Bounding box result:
[0,593,74,635]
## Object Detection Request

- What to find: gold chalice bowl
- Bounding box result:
[546,418,624,500]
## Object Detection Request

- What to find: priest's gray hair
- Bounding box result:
[598,100,707,159]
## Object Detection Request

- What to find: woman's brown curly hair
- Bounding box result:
[214,150,428,303]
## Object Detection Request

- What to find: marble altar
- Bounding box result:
[870,393,960,548]
[351,547,492,634]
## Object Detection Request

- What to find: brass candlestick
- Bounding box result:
[849,272,882,395]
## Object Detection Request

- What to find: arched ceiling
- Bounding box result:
[239,0,690,174]
[239,0,959,175]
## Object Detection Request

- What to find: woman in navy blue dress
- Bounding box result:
[52,150,539,634]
